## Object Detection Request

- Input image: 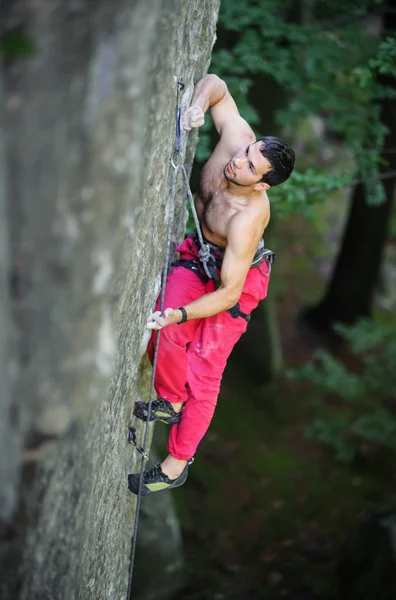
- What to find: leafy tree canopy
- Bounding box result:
[290,319,396,462]
[199,0,395,214]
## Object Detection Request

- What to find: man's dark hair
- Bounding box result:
[259,136,295,187]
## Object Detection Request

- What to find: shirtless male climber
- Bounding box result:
[128,74,295,495]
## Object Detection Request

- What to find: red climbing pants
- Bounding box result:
[147,233,271,460]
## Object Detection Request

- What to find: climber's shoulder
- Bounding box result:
[210,88,255,156]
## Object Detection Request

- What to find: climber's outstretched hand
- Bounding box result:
[182,104,205,131]
[146,308,181,330]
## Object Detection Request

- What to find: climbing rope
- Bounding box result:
[126,80,193,600]
[180,164,215,281]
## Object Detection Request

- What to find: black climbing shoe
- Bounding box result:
[128,458,194,495]
[133,398,182,425]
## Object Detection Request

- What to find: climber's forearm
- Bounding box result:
[182,286,237,321]
[190,74,227,115]
[146,286,239,330]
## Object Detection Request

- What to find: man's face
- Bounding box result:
[224,141,272,188]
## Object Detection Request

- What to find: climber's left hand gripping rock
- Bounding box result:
[146,308,180,330]
[181,104,205,131]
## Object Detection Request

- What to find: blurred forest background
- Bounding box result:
[172,0,396,599]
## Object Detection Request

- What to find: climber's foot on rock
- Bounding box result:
[133,398,182,425]
[128,457,194,495]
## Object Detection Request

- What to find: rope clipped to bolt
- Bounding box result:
[126,79,215,599]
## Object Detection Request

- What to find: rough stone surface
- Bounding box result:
[0,0,220,598]
[0,68,19,522]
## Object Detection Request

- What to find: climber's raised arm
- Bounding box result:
[182,74,254,145]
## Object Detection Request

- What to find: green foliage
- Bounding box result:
[271,168,356,218]
[305,414,357,463]
[370,36,396,77]
[198,0,396,210]
[292,319,396,461]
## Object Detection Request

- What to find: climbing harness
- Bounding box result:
[172,232,276,322]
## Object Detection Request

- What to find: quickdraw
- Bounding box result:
[128,426,149,460]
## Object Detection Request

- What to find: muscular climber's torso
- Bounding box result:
[195,148,270,249]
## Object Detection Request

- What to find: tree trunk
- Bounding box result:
[304,5,396,330]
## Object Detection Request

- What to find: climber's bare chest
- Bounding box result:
[195,162,241,247]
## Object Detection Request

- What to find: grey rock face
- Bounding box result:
[0,0,220,598]
[0,68,19,523]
